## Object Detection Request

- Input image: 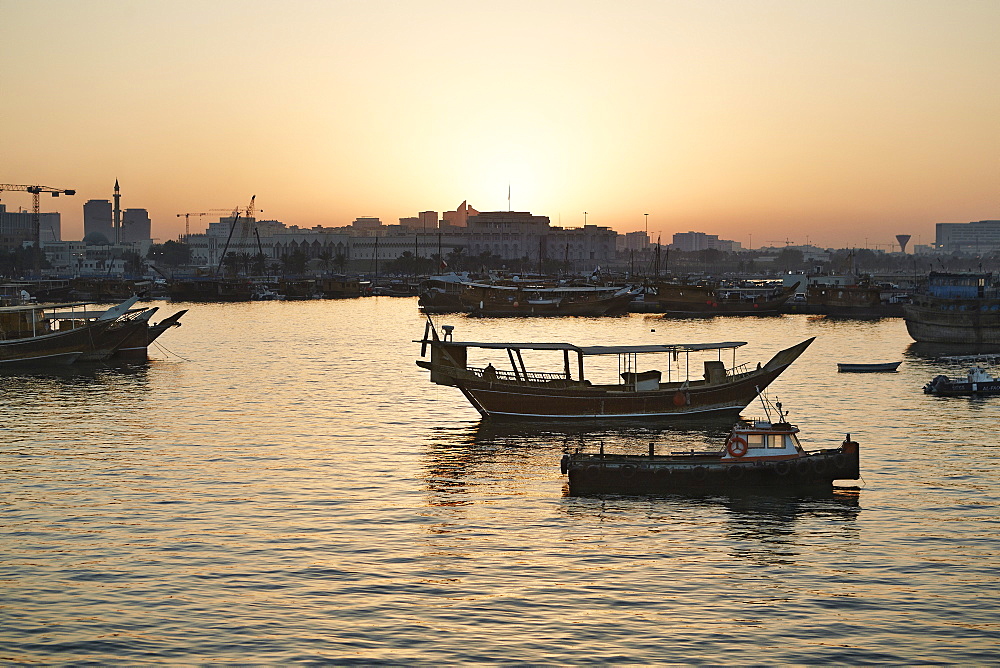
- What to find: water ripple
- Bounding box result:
[2,302,999,663]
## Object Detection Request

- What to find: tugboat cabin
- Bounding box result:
[721,419,805,461]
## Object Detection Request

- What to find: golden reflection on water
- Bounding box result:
[1,299,999,663]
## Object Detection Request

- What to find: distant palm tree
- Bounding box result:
[446,247,466,271]
[238,252,253,276]
[318,250,333,274]
[221,253,239,276]
[252,252,268,276]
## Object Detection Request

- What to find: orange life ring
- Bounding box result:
[726,436,749,458]
[672,391,686,406]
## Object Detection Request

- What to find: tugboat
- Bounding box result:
[924,367,1000,396]
[561,398,860,495]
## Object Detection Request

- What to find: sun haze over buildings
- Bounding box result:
[3,0,998,248]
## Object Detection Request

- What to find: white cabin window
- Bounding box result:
[748,434,765,447]
[767,434,785,448]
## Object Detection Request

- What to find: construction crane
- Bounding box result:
[0,184,76,275]
[217,195,256,276]
[176,208,239,240]
[176,212,208,241]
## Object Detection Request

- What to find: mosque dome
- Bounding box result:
[83,231,111,246]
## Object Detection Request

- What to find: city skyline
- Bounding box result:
[5,0,997,248]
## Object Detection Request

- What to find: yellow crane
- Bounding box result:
[176,212,207,241]
[0,183,76,275]
[175,208,238,240]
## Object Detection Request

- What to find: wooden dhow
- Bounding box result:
[644,280,799,316]
[0,297,186,366]
[0,298,136,366]
[903,272,1000,345]
[415,317,813,420]
[460,282,635,317]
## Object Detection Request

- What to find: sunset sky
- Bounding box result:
[4,0,998,249]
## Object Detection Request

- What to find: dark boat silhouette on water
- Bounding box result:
[561,398,860,495]
[904,272,1000,345]
[644,279,799,316]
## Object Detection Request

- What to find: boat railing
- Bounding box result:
[726,363,754,381]
[470,365,573,384]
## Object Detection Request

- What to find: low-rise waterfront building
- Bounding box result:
[671,231,742,253]
[42,238,150,276]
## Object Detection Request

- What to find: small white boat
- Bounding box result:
[837,361,901,373]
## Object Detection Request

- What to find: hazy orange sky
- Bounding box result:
[4,0,998,249]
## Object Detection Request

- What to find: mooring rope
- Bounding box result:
[152,339,192,362]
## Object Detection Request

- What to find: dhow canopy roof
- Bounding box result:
[421,340,747,355]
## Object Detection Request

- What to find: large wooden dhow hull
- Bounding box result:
[112,309,187,362]
[649,283,798,316]
[168,278,254,302]
[903,298,1000,345]
[467,292,634,317]
[418,334,813,421]
[454,361,795,419]
[0,321,115,366]
[78,317,154,362]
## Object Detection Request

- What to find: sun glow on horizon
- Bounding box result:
[3,0,998,247]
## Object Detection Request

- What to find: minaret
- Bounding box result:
[113,179,121,244]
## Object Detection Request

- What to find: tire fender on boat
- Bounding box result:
[620,464,637,479]
[726,436,749,458]
[727,464,745,480]
[774,460,792,476]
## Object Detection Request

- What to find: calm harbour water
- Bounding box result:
[2,297,999,664]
